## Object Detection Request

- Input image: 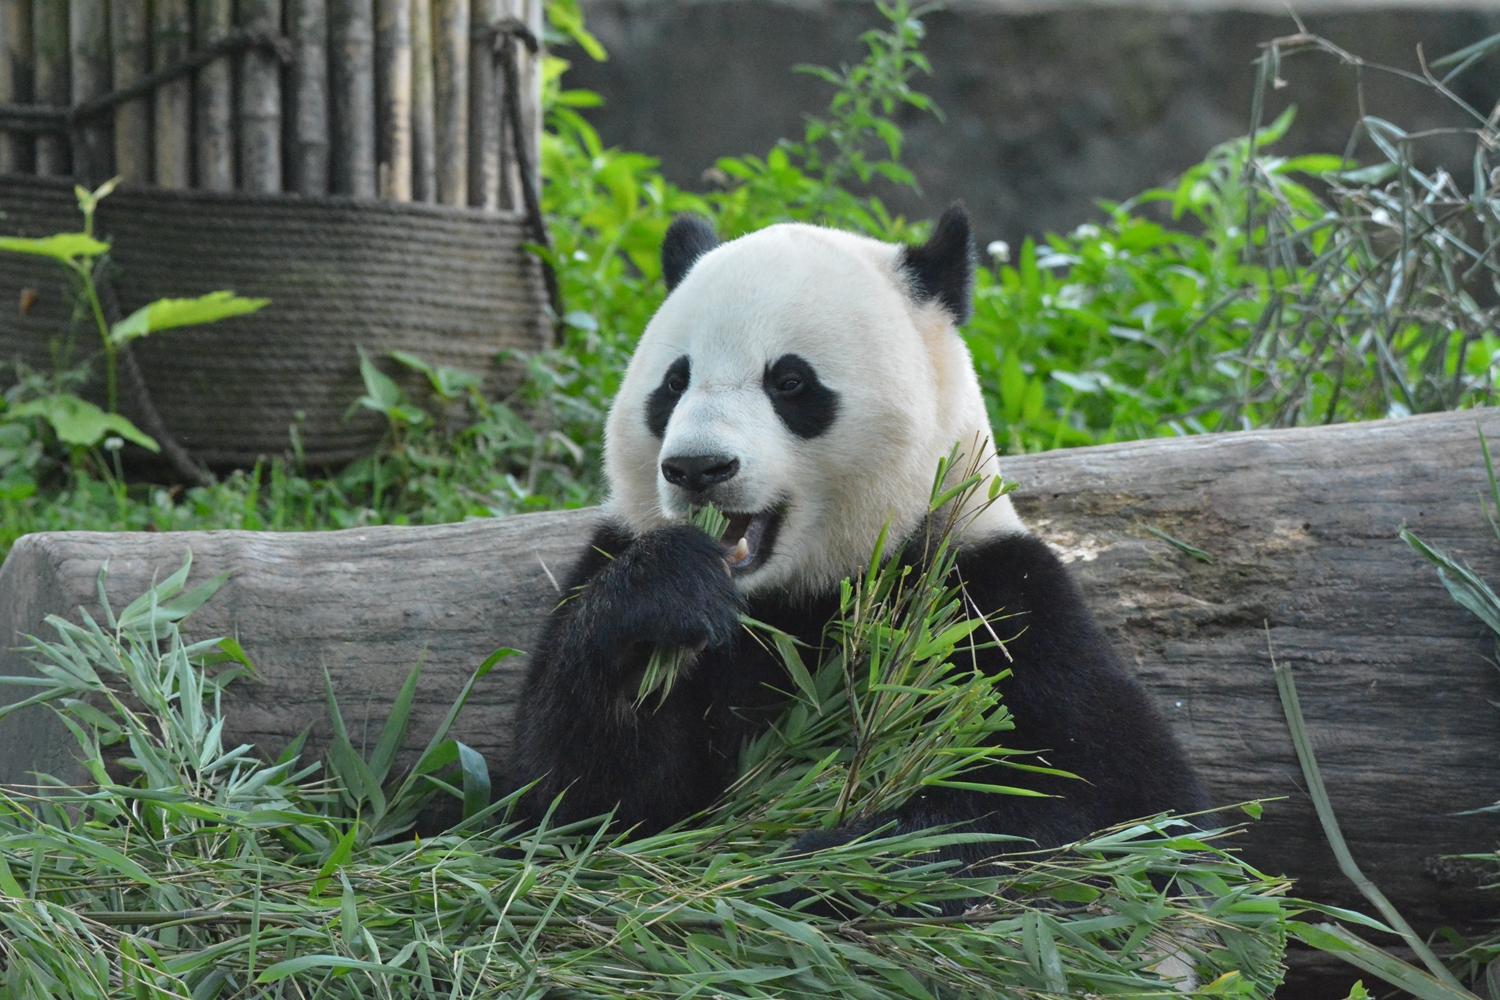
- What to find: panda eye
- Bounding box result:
[775,374,803,394]
[666,371,688,394]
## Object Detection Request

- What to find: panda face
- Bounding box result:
[603,212,1023,598]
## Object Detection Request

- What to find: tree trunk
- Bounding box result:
[3,409,1498,995]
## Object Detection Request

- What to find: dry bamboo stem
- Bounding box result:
[331,0,376,197]
[519,0,542,207]
[238,0,282,193]
[68,0,110,184]
[108,0,148,183]
[431,0,466,206]
[151,0,190,188]
[410,0,434,201]
[193,0,233,190]
[287,0,328,195]
[467,0,499,210]
[375,0,410,200]
[30,0,67,175]
[0,0,34,174]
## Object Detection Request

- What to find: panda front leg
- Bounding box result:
[514,522,745,832]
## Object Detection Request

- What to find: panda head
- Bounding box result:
[603,206,1025,598]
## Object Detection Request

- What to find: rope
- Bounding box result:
[0,29,291,135]
[488,17,565,341]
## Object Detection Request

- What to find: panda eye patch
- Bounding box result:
[645,355,691,438]
[764,354,838,439]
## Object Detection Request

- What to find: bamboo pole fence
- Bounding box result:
[109,1,149,184]
[0,0,541,210]
[0,0,32,175]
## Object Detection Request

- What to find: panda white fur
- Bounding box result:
[515,206,1207,859]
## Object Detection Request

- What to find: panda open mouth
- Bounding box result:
[720,505,785,575]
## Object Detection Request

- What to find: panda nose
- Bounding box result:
[661,454,740,492]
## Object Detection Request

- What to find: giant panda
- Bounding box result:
[515,206,1207,861]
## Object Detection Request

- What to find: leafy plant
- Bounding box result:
[0,179,268,452]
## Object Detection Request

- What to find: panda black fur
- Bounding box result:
[515,207,1207,855]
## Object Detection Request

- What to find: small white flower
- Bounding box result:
[1072,223,1101,240]
[986,240,1011,263]
[102,436,123,452]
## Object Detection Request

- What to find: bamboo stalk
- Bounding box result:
[151,0,189,188]
[30,0,67,175]
[287,0,328,195]
[374,0,409,200]
[68,0,110,184]
[0,0,34,174]
[519,0,542,207]
[431,0,466,206]
[331,0,375,197]
[467,0,498,209]
[108,0,148,183]
[193,0,233,190]
[410,0,434,202]
[238,0,282,193]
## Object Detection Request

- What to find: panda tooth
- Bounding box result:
[729,537,750,564]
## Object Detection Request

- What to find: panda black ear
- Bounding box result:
[898,203,974,325]
[662,215,720,291]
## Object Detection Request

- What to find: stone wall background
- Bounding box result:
[567,0,1500,242]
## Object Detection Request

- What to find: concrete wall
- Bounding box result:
[568,0,1500,242]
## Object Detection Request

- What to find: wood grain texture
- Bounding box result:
[2,410,1498,969]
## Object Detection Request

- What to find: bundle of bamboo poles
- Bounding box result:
[0,0,544,209]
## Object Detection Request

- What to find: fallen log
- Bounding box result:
[2,409,1498,988]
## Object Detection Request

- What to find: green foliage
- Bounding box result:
[972,104,1499,453]
[0,179,268,452]
[0,519,1294,997]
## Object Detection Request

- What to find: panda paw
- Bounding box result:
[593,524,745,654]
